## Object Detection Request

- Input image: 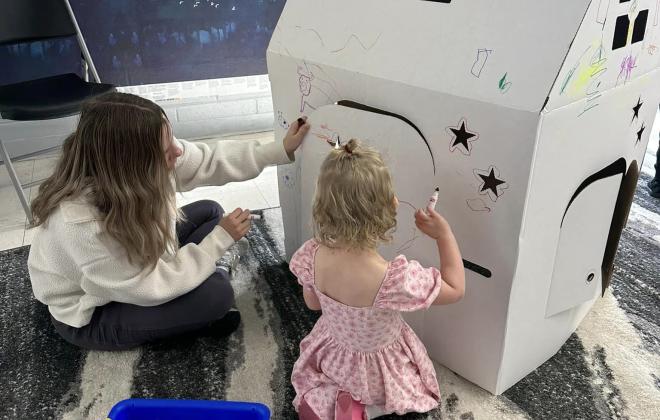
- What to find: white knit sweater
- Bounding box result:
[28,138,292,328]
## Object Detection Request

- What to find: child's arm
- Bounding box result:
[432,223,465,304]
[303,288,322,311]
[415,208,465,305]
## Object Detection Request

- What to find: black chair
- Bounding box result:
[0,0,114,223]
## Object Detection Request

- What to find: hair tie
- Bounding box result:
[343,138,359,154]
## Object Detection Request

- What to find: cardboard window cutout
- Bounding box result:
[612,9,649,50]
[613,15,630,49]
[632,10,649,43]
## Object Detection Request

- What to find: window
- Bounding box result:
[612,10,649,50]
[613,15,630,50]
[632,9,649,44]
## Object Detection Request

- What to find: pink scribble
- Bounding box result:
[618,54,637,85]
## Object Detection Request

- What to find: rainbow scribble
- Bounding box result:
[570,42,607,96]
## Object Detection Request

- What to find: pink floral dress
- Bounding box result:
[289,240,442,419]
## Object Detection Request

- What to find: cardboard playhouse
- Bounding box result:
[267,0,660,394]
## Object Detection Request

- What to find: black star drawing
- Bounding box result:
[479,169,505,195]
[447,118,479,155]
[474,166,508,202]
[636,123,645,144]
[631,97,643,123]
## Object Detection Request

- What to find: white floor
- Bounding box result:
[0,131,280,252]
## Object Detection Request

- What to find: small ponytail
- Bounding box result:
[342,138,359,155]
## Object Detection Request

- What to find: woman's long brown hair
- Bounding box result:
[31,92,178,268]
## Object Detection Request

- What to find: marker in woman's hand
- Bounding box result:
[427,187,440,212]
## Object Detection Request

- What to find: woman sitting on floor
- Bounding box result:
[27,92,309,350]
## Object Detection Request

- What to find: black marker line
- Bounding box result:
[336,100,436,174]
[561,158,626,226]
[463,259,492,278]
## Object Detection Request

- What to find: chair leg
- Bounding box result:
[0,139,33,224]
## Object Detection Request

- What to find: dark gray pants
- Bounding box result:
[52,200,235,350]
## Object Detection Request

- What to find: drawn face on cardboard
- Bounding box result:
[298,75,312,95]
[277,111,289,128]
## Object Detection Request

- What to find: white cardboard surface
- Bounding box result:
[270,0,591,112]
[267,0,660,394]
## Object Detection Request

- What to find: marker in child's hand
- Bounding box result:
[427,187,440,212]
[250,213,262,220]
[297,117,305,127]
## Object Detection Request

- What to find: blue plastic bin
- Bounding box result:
[107,399,270,420]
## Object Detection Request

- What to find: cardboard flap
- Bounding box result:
[546,172,621,317]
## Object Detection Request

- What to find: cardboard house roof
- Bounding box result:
[547,0,660,111]
[268,0,605,113]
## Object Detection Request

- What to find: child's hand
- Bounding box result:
[415,208,451,240]
[219,208,251,241]
[283,116,310,159]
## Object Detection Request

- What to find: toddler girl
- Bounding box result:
[289,139,465,419]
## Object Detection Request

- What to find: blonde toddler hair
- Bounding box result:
[312,139,397,250]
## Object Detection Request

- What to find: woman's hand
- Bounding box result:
[283,116,310,159]
[219,208,251,241]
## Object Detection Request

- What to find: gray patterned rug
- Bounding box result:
[1,174,659,420]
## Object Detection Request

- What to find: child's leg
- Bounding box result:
[364,405,393,419]
[297,384,338,420]
[298,396,322,420]
[335,391,366,420]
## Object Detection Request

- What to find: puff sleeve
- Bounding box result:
[288,240,319,290]
[374,255,442,311]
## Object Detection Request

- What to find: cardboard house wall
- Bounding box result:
[267,0,660,394]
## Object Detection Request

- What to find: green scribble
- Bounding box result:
[499,73,508,90]
[560,67,577,95]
